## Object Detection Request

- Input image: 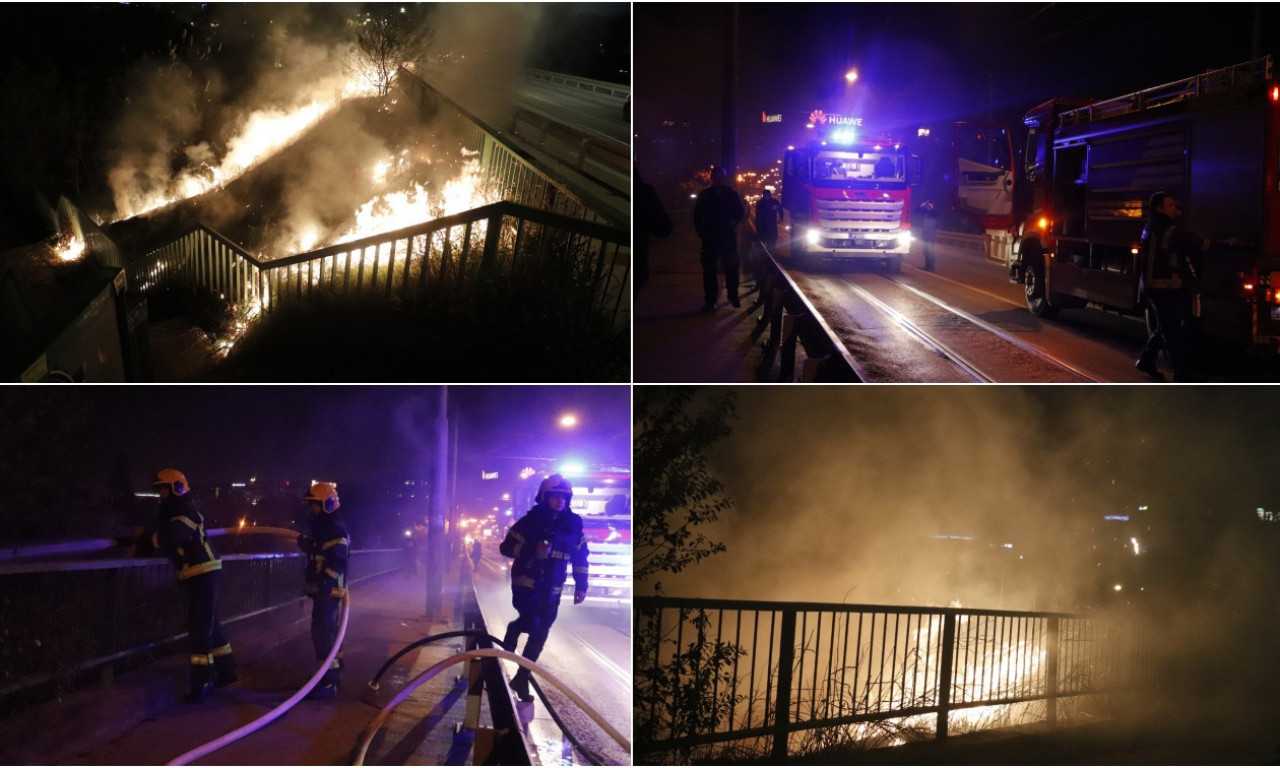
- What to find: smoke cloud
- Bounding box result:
[101,4,554,258]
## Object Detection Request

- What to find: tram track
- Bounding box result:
[795,269,1108,383]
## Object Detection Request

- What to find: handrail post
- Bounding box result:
[1046,616,1060,726]
[770,609,796,762]
[936,611,956,741]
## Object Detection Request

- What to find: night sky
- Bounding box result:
[0,385,630,545]
[650,386,1280,617]
[634,3,1280,181]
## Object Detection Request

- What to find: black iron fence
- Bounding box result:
[635,596,1158,763]
[0,549,402,715]
[747,238,867,382]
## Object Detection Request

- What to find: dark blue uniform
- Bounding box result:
[499,502,589,697]
[153,492,236,701]
[301,512,349,695]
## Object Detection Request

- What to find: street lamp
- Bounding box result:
[845,68,859,84]
[559,414,578,429]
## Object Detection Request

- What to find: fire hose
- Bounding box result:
[354,645,630,766]
[166,587,351,766]
[165,525,344,766]
[367,630,618,766]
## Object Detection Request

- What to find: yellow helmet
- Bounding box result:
[535,474,573,504]
[305,482,340,512]
[152,468,189,495]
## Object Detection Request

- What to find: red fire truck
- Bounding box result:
[914,122,1018,261]
[1007,56,1280,352]
[781,132,921,271]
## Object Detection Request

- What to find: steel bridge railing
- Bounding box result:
[0,549,403,716]
[129,200,631,330]
[635,596,1158,763]
[397,65,626,230]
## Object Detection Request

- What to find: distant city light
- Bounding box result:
[1104,515,1129,521]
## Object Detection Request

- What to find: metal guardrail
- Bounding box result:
[456,563,533,764]
[0,549,403,715]
[1059,55,1273,127]
[523,68,630,101]
[746,232,867,382]
[398,66,626,229]
[635,596,1158,764]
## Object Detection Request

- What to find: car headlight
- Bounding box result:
[806,228,821,246]
[898,231,913,248]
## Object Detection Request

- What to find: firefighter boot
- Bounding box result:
[308,667,340,700]
[213,650,239,688]
[186,666,216,704]
[509,667,534,703]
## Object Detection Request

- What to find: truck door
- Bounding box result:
[953,124,1014,230]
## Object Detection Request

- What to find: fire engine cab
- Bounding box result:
[1009,56,1280,353]
[782,133,922,271]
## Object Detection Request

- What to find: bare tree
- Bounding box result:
[634,386,736,594]
[350,10,433,100]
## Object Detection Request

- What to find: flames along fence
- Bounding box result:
[0,549,402,716]
[130,200,630,331]
[635,596,1159,763]
[59,63,630,342]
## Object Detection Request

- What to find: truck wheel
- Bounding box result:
[1025,258,1058,318]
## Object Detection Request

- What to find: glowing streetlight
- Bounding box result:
[845,69,859,84]
[559,414,578,429]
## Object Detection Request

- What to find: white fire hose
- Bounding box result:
[167,525,347,765]
[352,647,631,765]
[166,589,351,765]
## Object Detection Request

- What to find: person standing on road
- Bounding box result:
[754,188,782,253]
[918,199,938,272]
[694,165,745,311]
[297,482,349,700]
[147,468,238,703]
[470,538,483,572]
[1135,191,1217,382]
[635,167,672,296]
[498,474,589,702]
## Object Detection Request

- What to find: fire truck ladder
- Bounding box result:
[1059,55,1273,127]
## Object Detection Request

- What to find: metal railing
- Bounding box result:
[1060,55,1273,126]
[397,66,626,229]
[746,232,866,382]
[127,200,631,330]
[0,549,403,715]
[635,596,1158,763]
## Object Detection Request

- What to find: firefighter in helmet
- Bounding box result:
[149,468,238,703]
[297,481,349,699]
[498,473,589,702]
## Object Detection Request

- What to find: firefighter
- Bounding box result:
[297,482,349,700]
[1135,191,1215,381]
[694,165,746,311]
[498,474,589,702]
[149,469,238,703]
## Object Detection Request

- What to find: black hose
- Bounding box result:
[367,629,504,690]
[528,677,611,766]
[368,629,616,765]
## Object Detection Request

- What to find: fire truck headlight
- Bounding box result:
[806,228,821,246]
[897,231,913,249]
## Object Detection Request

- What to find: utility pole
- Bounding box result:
[425,386,449,619]
[721,2,739,179]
